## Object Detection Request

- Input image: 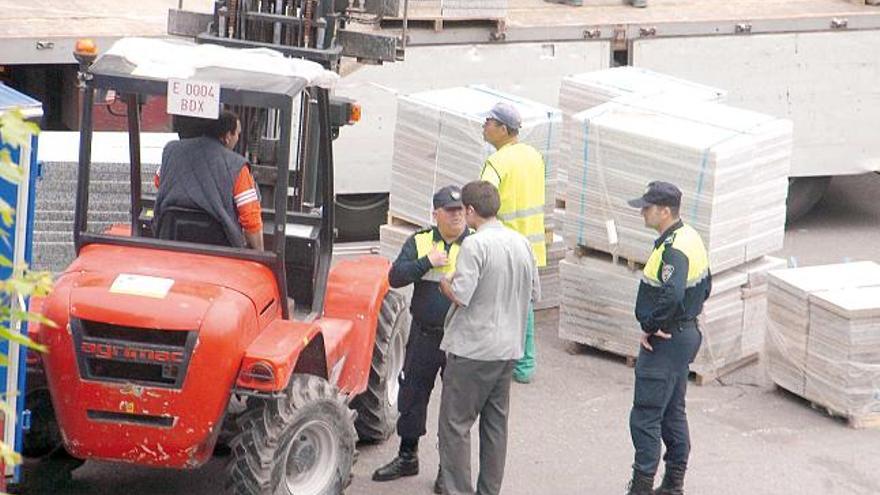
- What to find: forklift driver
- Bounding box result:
[153,110,264,250]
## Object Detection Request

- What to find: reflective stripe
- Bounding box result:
[643,270,709,288]
[497,205,545,222]
[641,274,661,287]
[686,269,710,288]
[527,233,546,243]
[421,271,445,282]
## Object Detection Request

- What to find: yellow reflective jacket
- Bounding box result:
[480,142,546,267]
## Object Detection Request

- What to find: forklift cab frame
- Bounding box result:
[73,40,337,320]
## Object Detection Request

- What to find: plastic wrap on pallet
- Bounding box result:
[766,262,880,421]
[563,95,793,274]
[560,254,780,380]
[390,85,561,229]
[557,67,725,191]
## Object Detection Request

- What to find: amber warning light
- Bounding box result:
[349,103,362,124]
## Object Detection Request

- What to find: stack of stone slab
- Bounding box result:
[807,287,880,424]
[767,262,880,424]
[383,85,563,309]
[559,253,785,381]
[563,96,793,274]
[33,132,172,273]
[391,0,507,19]
[557,67,726,194]
[535,233,564,311]
[389,85,561,228]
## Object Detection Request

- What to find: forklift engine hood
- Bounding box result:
[37,244,280,468]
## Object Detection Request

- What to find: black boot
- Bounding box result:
[654,464,686,495]
[433,465,444,494]
[626,470,655,495]
[372,451,419,482]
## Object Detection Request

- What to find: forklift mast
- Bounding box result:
[162,0,403,315]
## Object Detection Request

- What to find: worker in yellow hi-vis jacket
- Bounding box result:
[479,102,546,384]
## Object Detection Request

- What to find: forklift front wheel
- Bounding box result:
[227,374,356,495]
[350,290,411,442]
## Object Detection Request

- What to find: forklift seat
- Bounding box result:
[155,206,232,247]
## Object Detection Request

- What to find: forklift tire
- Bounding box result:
[350,290,411,442]
[227,374,356,495]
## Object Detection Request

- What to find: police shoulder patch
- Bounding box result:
[661,263,675,283]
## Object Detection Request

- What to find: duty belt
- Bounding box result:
[415,320,445,333]
[670,319,698,332]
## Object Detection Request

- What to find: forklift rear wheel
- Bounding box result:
[350,290,411,442]
[227,374,356,495]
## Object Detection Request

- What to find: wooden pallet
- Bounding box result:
[573,244,643,272]
[565,340,638,368]
[690,353,758,386]
[775,384,880,429]
[808,401,880,429]
[380,16,506,33]
[386,212,425,230]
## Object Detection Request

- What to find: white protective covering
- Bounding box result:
[389,85,561,228]
[557,67,726,191]
[766,262,880,421]
[105,37,339,89]
[559,254,785,378]
[564,95,793,273]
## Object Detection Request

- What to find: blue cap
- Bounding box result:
[485,102,521,130]
[627,181,682,208]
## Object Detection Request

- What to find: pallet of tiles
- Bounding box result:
[556,67,725,194]
[564,96,792,273]
[766,261,880,398]
[560,253,781,383]
[390,84,561,229]
[805,286,880,428]
[535,233,565,311]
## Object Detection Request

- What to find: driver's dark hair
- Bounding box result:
[204,110,240,140]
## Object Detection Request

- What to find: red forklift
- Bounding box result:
[24,1,409,493]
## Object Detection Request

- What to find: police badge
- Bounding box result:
[661,264,675,283]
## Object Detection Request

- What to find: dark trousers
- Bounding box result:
[438,354,516,495]
[629,322,702,475]
[397,319,446,441]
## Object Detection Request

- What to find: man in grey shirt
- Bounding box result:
[438,180,540,495]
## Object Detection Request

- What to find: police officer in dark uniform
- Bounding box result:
[624,181,711,495]
[372,185,470,494]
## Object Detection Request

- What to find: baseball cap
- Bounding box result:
[627,181,682,208]
[433,185,463,209]
[484,102,522,130]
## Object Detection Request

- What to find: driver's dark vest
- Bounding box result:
[153,136,248,247]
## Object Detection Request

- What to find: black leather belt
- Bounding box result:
[415,320,444,333]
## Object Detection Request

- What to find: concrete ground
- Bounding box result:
[23,173,880,494]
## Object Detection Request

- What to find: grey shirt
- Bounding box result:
[441,219,540,361]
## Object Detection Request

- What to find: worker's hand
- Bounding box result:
[639,330,671,352]
[439,275,462,306]
[428,247,449,267]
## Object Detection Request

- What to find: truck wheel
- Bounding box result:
[227,374,356,495]
[350,290,411,442]
[786,176,832,224]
